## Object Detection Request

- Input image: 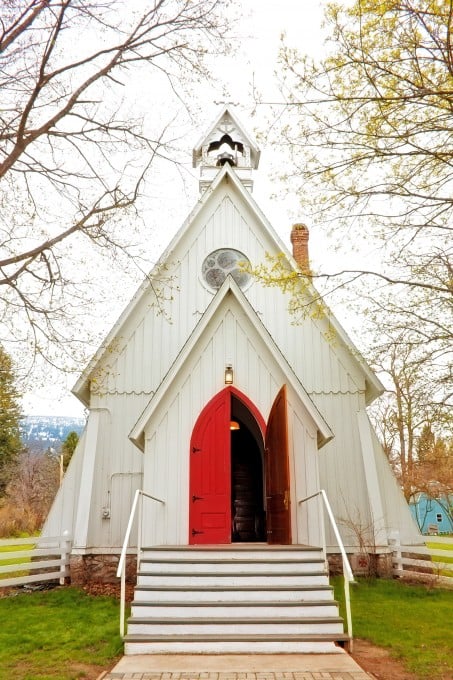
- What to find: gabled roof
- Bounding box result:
[192,106,261,169]
[129,276,334,451]
[73,159,384,407]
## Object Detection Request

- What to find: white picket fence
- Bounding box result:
[389,533,453,587]
[0,534,71,588]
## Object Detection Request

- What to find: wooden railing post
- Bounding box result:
[59,530,72,585]
[388,530,403,576]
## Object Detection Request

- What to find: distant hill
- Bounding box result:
[21,415,86,453]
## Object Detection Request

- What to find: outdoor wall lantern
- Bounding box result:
[224,364,234,385]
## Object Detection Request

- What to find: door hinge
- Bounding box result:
[192,446,201,453]
[191,528,204,536]
[192,495,204,502]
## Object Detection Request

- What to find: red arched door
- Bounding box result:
[189,390,231,544]
[265,385,291,544]
[189,386,291,545]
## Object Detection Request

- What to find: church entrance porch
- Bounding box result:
[122,543,350,654]
[189,386,291,546]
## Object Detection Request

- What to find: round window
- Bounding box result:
[202,249,251,291]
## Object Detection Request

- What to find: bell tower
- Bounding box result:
[193,107,261,193]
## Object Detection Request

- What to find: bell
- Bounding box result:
[216,151,236,167]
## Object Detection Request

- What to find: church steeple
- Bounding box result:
[193,107,261,193]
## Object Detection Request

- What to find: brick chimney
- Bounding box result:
[290,223,310,275]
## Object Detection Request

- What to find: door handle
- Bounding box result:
[267,492,290,509]
[192,495,204,502]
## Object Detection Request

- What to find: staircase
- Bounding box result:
[124,545,350,655]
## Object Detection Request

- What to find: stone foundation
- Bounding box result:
[70,553,137,585]
[326,553,344,576]
[328,551,393,578]
[375,551,393,577]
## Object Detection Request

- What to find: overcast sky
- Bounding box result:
[22,0,328,417]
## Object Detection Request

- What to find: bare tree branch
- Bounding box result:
[0,0,231,372]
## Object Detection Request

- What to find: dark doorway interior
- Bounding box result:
[230,396,266,542]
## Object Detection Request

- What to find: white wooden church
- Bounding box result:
[43,108,420,653]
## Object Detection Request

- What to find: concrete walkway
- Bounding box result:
[99,653,374,680]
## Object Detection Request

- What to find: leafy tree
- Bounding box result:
[261,0,452,408]
[367,324,451,500]
[0,0,231,368]
[61,430,79,471]
[417,424,437,465]
[370,339,427,498]
[0,344,23,495]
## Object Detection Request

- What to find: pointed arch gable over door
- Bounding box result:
[189,385,291,545]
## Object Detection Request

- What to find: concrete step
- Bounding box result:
[125,546,346,656]
[130,600,341,618]
[132,584,335,602]
[123,633,350,655]
[126,616,345,636]
[139,558,325,574]
[140,546,324,562]
[136,571,329,587]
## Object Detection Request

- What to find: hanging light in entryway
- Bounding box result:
[230,420,240,431]
[224,364,234,385]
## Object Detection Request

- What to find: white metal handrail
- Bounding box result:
[117,489,165,636]
[299,489,355,644]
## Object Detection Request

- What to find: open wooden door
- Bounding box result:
[265,385,291,544]
[189,390,231,544]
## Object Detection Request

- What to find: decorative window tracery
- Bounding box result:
[202,249,251,290]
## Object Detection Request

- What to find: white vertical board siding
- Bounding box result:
[109,472,143,547]
[141,431,167,546]
[287,388,321,547]
[86,394,145,549]
[73,410,103,549]
[368,421,421,543]
[357,410,388,548]
[259,293,374,550]
[314,390,373,549]
[141,300,322,546]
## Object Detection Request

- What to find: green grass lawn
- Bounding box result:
[0,587,123,680]
[1,580,452,680]
[334,577,453,679]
